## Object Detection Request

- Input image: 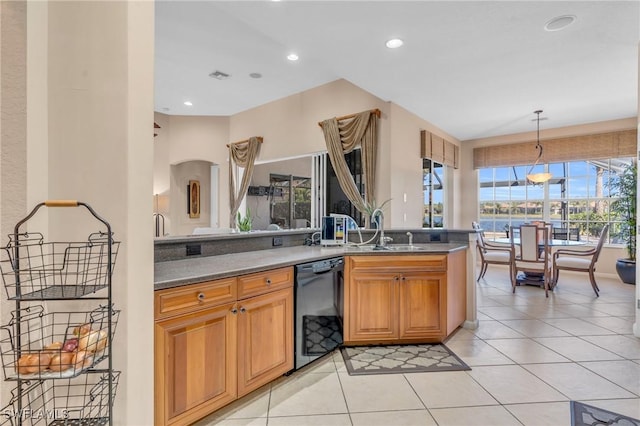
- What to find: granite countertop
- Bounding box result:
[154,243,467,290]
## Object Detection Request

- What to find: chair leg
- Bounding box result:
[477,263,487,282]
[509,264,516,293]
[552,268,559,290]
[588,270,599,297]
[544,274,549,298]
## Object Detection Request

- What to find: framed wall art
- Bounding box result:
[188,179,200,218]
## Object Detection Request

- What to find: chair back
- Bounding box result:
[513,223,550,263]
[593,224,610,263]
[472,221,488,248]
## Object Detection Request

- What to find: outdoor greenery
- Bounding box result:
[610,162,637,260]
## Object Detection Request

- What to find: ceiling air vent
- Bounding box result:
[209,70,230,80]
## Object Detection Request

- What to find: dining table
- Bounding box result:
[493,238,587,287]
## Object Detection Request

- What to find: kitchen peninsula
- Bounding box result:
[153,229,478,426]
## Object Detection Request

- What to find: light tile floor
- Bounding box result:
[194,268,639,426]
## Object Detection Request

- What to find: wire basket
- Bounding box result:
[0,371,120,426]
[0,232,119,301]
[0,306,119,381]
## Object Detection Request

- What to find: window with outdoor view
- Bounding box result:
[478,157,635,244]
[423,158,445,228]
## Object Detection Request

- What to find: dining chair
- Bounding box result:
[511,224,552,296]
[552,224,609,297]
[472,222,515,288]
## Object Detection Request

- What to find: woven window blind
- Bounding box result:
[420,130,459,169]
[473,129,637,169]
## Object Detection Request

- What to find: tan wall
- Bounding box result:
[170,160,212,235]
[387,103,461,228]
[156,79,464,231]
[9,2,156,424]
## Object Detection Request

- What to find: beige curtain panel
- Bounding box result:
[229,136,261,228]
[473,129,637,169]
[320,109,379,214]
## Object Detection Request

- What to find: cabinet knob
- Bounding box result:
[265,278,272,286]
[394,276,399,281]
[197,292,205,301]
[240,307,247,313]
[231,307,238,315]
[401,276,406,281]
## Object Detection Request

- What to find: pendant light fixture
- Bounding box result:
[526,109,552,184]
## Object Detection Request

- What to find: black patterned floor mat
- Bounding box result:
[340,343,470,375]
[302,315,342,356]
[570,401,640,426]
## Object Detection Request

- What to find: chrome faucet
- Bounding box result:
[406,231,413,246]
[372,208,392,247]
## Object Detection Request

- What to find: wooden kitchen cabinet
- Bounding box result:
[237,287,293,397]
[154,301,237,426]
[344,253,462,345]
[398,271,446,339]
[154,268,294,425]
[346,272,399,341]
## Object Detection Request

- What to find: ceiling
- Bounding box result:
[155,1,639,141]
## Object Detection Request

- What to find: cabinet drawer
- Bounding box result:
[348,255,447,272]
[237,267,293,299]
[155,278,237,320]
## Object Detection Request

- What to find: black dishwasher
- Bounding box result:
[294,257,344,370]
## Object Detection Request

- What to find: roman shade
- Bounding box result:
[420,130,459,169]
[473,129,636,169]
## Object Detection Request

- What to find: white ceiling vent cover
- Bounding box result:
[209,70,231,80]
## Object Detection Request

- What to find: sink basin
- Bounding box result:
[344,244,424,252]
[388,245,424,251]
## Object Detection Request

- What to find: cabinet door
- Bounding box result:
[237,287,293,397]
[399,271,446,340]
[155,302,237,426]
[345,272,399,342]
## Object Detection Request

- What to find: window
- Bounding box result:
[479,158,634,243]
[423,158,445,228]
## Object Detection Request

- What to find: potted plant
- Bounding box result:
[362,198,391,229]
[237,209,252,232]
[610,161,637,284]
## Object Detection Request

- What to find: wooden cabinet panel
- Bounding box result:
[348,255,446,272]
[237,287,293,397]
[399,272,446,339]
[345,272,398,342]
[155,278,237,320]
[446,250,467,335]
[237,267,293,299]
[155,302,237,426]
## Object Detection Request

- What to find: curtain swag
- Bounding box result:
[320,110,379,215]
[229,136,262,228]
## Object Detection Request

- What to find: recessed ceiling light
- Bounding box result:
[249,72,262,79]
[385,38,404,49]
[287,53,299,61]
[545,15,576,32]
[184,101,193,106]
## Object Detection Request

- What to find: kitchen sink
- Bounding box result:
[345,244,424,252]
